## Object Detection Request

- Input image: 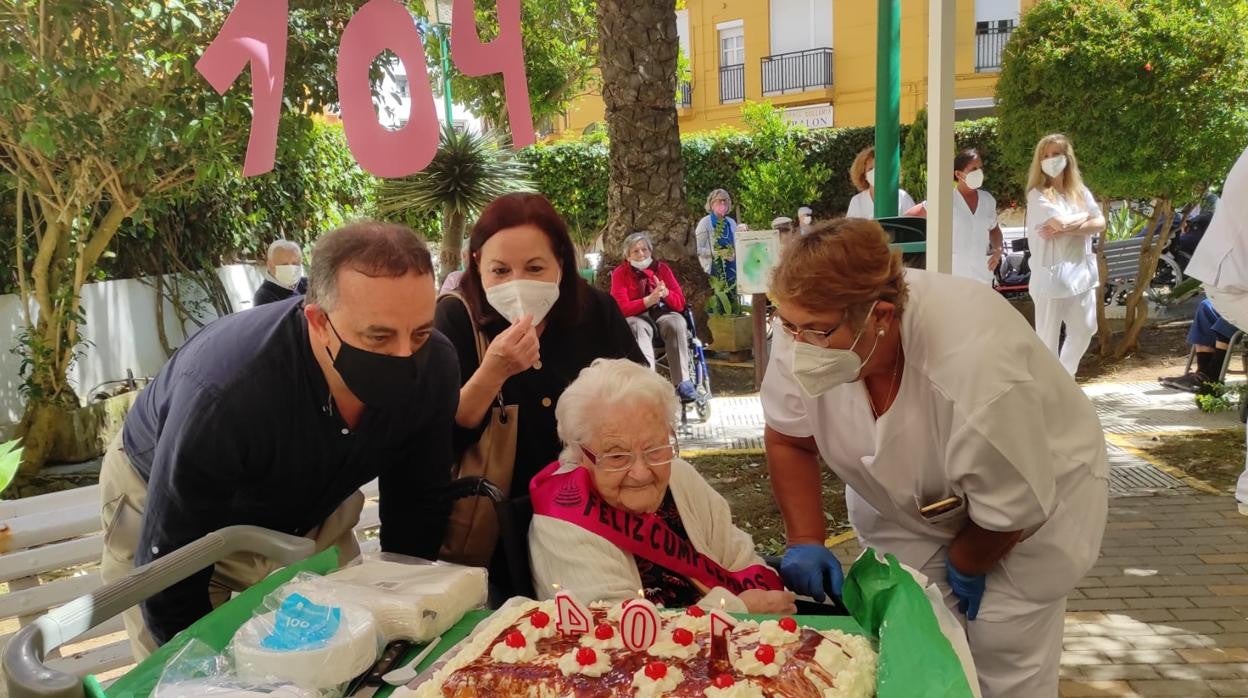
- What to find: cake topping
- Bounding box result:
[576,647,597,667]
[713,673,735,688]
[504,631,526,649]
[644,661,668,680]
[754,644,776,665]
[594,623,615,640]
[672,628,694,646]
[530,611,551,629]
[686,606,706,617]
[778,617,797,632]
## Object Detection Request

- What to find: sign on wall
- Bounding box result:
[735,229,782,295]
[196,0,535,178]
[783,103,833,130]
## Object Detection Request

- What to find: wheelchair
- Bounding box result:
[652,306,713,426]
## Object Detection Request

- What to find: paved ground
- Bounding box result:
[682,380,1248,696]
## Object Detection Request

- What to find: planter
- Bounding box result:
[707,314,754,353]
[47,391,138,464]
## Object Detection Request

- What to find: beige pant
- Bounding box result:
[98,432,364,660]
[627,313,692,386]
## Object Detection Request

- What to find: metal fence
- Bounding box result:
[679,82,693,108]
[719,64,744,103]
[761,47,834,95]
[975,22,1015,72]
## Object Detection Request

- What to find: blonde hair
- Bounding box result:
[555,358,680,467]
[705,189,732,214]
[1026,133,1088,210]
[849,147,876,192]
[771,218,909,329]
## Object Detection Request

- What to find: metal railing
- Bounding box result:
[678,82,693,108]
[975,22,1015,72]
[761,47,834,95]
[719,64,744,104]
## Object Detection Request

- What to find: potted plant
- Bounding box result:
[706,275,753,353]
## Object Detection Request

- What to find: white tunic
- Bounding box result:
[1025,186,1102,299]
[1188,146,1248,327]
[847,189,917,219]
[952,190,999,285]
[760,270,1108,616]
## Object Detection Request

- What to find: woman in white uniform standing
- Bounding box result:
[761,219,1108,697]
[906,149,1005,284]
[845,146,917,219]
[1024,133,1106,376]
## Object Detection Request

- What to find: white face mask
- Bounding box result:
[865,168,875,188]
[485,278,561,326]
[1040,154,1067,178]
[630,257,653,271]
[274,264,302,289]
[963,169,984,190]
[789,303,881,398]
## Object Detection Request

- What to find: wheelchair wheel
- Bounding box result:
[691,350,712,422]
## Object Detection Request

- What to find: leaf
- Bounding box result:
[0,440,23,496]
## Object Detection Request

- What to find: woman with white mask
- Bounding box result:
[910,150,1005,284]
[760,219,1108,697]
[1024,133,1106,375]
[845,146,917,219]
[434,193,645,504]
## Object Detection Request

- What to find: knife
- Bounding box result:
[348,639,412,697]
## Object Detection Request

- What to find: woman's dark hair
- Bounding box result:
[459,192,587,326]
[953,148,981,176]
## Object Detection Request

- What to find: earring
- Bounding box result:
[877,328,886,336]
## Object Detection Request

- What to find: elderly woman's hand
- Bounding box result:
[739,589,797,615]
[483,314,540,379]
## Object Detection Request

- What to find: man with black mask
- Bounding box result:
[99,221,458,658]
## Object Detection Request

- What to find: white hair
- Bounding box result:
[267,239,301,262]
[622,231,653,257]
[555,358,680,467]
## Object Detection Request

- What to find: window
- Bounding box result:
[769,0,832,56]
[719,27,744,67]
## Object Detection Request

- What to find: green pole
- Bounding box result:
[874,0,901,218]
[439,28,454,130]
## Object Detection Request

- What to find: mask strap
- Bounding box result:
[324,313,346,362]
[850,300,882,380]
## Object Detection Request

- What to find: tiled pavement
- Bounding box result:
[684,381,1248,696]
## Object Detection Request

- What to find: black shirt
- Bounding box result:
[123,297,459,644]
[252,277,307,307]
[434,286,646,498]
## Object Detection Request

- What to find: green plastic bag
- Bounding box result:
[98,547,341,698]
[843,548,975,698]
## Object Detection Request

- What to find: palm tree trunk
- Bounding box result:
[596,0,707,333]
[440,206,467,285]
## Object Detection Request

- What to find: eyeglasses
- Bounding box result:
[769,309,843,348]
[581,436,678,473]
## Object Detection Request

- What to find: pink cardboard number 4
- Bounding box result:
[196,0,535,178]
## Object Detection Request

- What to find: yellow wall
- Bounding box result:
[550,0,1039,139]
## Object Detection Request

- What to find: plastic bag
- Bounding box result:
[279,552,487,642]
[228,590,381,696]
[153,639,317,698]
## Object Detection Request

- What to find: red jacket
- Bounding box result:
[610,261,687,318]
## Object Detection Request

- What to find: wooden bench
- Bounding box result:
[0,480,382,684]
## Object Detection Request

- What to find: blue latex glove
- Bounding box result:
[946,554,987,620]
[780,544,844,602]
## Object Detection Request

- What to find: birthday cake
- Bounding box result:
[407,599,877,697]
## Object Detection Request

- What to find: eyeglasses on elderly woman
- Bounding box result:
[579,434,679,472]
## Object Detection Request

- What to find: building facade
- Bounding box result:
[551,0,1036,138]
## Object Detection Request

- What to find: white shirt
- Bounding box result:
[1188,146,1248,326]
[847,189,917,219]
[951,189,999,285]
[760,270,1108,612]
[1025,185,1102,298]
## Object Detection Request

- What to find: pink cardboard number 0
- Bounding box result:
[196,0,535,178]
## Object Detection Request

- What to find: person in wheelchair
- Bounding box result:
[610,232,698,402]
[529,358,797,613]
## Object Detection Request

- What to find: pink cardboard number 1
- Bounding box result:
[194,0,288,177]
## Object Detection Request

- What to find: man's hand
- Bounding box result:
[780,544,844,602]
[483,314,540,379]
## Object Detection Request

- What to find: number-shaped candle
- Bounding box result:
[554,588,591,636]
[620,598,661,650]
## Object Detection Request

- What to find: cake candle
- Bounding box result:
[708,599,736,664]
[552,584,591,636]
[620,593,661,651]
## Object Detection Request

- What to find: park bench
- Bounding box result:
[0,479,383,684]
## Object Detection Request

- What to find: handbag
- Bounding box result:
[438,291,520,567]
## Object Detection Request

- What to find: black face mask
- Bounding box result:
[324,316,422,409]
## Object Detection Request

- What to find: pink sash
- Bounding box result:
[530,462,783,594]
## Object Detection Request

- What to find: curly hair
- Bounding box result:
[849,147,876,192]
[771,218,909,329]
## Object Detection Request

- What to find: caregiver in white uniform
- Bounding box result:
[1024,133,1107,376]
[761,219,1108,698]
[1185,144,1248,514]
[908,149,1005,284]
[845,146,917,219]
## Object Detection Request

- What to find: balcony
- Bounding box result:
[761,48,834,95]
[975,21,1016,72]
[678,82,693,109]
[719,64,744,104]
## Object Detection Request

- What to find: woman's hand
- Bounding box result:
[482,314,540,379]
[988,249,1003,272]
[657,281,670,299]
[1037,220,1061,240]
[739,589,798,615]
[644,288,663,307]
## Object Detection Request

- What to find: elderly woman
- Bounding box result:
[845,146,917,219]
[529,359,796,614]
[693,188,738,293]
[609,232,695,402]
[760,219,1108,697]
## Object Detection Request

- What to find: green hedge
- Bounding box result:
[522,116,1011,242]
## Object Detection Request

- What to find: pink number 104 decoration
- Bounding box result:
[195,0,535,178]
